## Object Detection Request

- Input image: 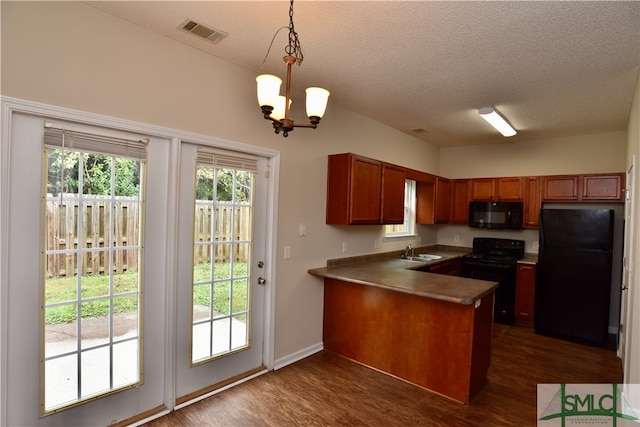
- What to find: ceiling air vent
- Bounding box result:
[180,19,228,43]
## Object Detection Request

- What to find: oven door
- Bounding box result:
[461,260,516,325]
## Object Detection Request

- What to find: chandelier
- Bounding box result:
[256,0,330,137]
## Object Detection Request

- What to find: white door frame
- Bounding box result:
[623,154,640,412]
[620,157,634,370]
[0,96,279,425]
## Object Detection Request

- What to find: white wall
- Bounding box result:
[0,1,440,365]
[440,131,627,178]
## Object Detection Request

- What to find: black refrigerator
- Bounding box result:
[534,208,614,347]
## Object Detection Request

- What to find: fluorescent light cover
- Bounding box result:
[479,107,516,137]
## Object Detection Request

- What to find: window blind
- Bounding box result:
[43,125,148,160]
[196,148,258,173]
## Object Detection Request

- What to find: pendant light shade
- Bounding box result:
[305,87,330,119]
[256,74,282,109]
[272,96,291,121]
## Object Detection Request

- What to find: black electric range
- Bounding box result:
[461,237,525,325]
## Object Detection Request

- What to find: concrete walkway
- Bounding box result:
[44,310,247,409]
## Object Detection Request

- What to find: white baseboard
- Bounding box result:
[273,342,324,370]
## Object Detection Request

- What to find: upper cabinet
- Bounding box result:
[326,153,405,225]
[434,177,451,224]
[496,177,525,200]
[381,163,407,223]
[326,152,625,227]
[541,175,579,201]
[416,174,451,224]
[582,174,624,201]
[469,178,495,201]
[542,173,624,202]
[470,177,523,201]
[524,177,541,228]
[450,179,469,224]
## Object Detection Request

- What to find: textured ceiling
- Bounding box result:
[88,1,640,147]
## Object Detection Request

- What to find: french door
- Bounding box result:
[174,142,268,403]
[1,102,274,426]
[3,111,170,426]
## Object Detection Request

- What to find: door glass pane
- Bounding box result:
[192,165,254,364]
[43,147,144,413]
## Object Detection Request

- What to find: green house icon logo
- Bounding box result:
[538,384,639,426]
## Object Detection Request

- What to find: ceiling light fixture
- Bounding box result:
[256,0,329,137]
[479,107,516,137]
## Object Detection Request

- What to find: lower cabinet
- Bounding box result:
[322,278,494,404]
[515,263,536,327]
[426,258,461,276]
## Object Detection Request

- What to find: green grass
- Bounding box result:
[44,261,248,324]
[193,261,248,315]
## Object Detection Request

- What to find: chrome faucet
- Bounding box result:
[402,244,415,259]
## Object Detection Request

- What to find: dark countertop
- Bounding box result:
[308,247,499,305]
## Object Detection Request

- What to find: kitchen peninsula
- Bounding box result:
[308,251,498,404]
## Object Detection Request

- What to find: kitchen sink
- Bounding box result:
[402,257,426,262]
[401,254,444,262]
[418,254,444,261]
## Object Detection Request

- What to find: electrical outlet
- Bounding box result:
[342,241,348,253]
[299,223,307,236]
[284,245,291,259]
[533,241,539,250]
[374,239,379,249]
[454,235,460,243]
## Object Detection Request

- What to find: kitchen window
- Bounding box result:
[384,179,416,239]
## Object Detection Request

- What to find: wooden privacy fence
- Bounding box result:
[45,195,250,278]
[45,194,140,278]
[193,201,251,264]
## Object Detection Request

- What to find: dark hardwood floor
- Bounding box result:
[143,325,622,426]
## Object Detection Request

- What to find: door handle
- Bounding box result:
[257,277,266,285]
[621,284,629,291]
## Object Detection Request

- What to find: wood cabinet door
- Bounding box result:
[524,177,540,228]
[541,175,579,201]
[496,177,524,200]
[435,177,451,223]
[381,163,406,223]
[582,174,624,201]
[470,178,495,201]
[350,156,383,224]
[428,258,461,276]
[415,180,435,224]
[450,179,469,224]
[515,264,536,327]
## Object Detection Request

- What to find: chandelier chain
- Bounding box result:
[286,0,304,66]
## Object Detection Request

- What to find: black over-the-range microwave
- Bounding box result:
[468,201,524,229]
